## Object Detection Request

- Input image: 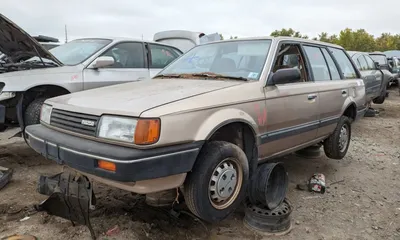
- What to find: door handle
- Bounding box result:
[307,94,317,100]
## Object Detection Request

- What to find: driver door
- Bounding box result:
[260,42,319,158]
[83,41,150,90]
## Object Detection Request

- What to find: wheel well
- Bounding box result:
[343,103,356,120]
[23,85,70,107]
[208,122,257,175]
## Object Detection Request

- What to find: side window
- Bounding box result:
[321,48,341,80]
[100,42,145,68]
[364,55,376,70]
[328,48,358,79]
[357,56,369,70]
[303,46,330,81]
[272,44,309,82]
[149,44,181,68]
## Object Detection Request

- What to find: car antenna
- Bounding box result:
[32,46,46,66]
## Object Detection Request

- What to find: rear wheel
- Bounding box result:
[184,141,249,223]
[323,116,351,159]
[24,97,48,126]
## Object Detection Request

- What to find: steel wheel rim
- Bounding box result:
[208,157,243,210]
[339,125,349,152]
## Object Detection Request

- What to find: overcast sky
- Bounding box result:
[2,0,399,42]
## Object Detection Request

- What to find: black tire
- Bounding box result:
[248,163,288,210]
[183,141,249,223]
[24,97,48,126]
[323,116,351,159]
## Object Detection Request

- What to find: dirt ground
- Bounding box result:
[1,90,400,240]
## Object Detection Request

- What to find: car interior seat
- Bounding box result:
[211,58,237,72]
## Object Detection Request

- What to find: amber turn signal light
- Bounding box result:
[134,119,161,145]
[98,160,116,172]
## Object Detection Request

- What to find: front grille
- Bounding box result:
[50,109,100,136]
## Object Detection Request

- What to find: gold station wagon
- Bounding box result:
[25,37,367,223]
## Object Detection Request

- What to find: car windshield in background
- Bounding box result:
[384,50,400,58]
[41,43,60,51]
[157,40,272,81]
[27,39,112,65]
[370,55,387,65]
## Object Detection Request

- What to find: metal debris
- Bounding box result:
[309,173,326,194]
[0,166,13,190]
[35,172,96,240]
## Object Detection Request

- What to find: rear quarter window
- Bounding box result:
[328,48,358,79]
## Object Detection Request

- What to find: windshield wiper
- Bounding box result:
[153,74,186,79]
[154,72,248,81]
[23,60,59,67]
[191,72,248,81]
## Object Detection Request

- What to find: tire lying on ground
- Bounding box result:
[24,97,48,126]
[323,115,351,159]
[183,141,249,223]
[295,144,322,159]
[243,198,292,235]
[248,162,288,210]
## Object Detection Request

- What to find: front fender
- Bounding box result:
[0,66,84,93]
[194,108,259,141]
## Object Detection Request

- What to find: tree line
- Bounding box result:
[220,28,400,52]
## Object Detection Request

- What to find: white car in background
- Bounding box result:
[0,14,185,132]
[154,30,221,53]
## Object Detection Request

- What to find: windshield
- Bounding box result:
[370,55,387,65]
[27,39,112,65]
[157,40,272,81]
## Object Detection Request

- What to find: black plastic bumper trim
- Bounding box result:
[25,124,203,182]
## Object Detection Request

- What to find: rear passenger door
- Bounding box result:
[303,45,347,138]
[83,41,149,90]
[364,54,383,97]
[147,43,182,77]
[353,54,375,101]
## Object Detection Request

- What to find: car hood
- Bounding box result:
[48,79,244,116]
[0,14,62,65]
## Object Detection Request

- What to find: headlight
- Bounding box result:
[97,116,160,144]
[0,92,16,101]
[40,104,52,124]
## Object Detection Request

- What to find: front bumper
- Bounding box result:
[25,124,203,182]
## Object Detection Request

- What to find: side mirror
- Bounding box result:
[92,56,114,69]
[271,68,301,85]
[374,61,380,69]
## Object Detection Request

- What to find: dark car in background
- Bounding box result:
[369,51,390,70]
[387,56,400,84]
[348,51,389,104]
[369,52,397,88]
